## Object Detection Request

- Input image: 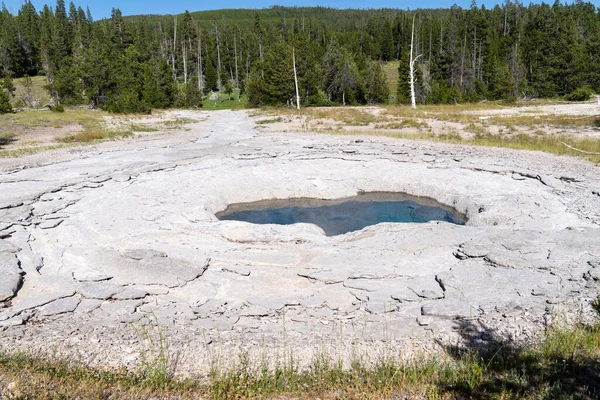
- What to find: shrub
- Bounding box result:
[0,90,12,113]
[51,104,65,112]
[565,86,593,101]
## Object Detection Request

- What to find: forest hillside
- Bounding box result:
[1,1,599,112]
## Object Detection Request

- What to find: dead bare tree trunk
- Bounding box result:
[293,47,300,110]
[460,32,466,89]
[182,42,187,84]
[172,16,177,82]
[197,26,203,93]
[215,23,222,91]
[409,14,422,109]
[234,33,239,100]
[473,27,477,80]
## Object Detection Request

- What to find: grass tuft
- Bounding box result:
[129,123,159,132]
[0,145,64,158]
[256,117,283,124]
[57,130,133,143]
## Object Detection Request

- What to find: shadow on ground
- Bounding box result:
[440,319,600,399]
[0,134,16,148]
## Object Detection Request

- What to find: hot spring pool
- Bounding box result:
[216,192,466,236]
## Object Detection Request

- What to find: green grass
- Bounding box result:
[1,316,599,399]
[12,75,52,108]
[0,144,65,158]
[202,92,248,111]
[161,117,197,128]
[129,123,159,132]
[382,60,400,100]
[256,117,283,124]
[0,108,108,132]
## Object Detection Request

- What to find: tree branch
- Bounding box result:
[561,142,600,155]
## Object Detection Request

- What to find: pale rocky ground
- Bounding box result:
[257,101,600,140]
[0,107,599,377]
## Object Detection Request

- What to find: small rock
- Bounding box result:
[416,316,433,326]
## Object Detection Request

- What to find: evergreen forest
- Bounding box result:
[1,1,600,113]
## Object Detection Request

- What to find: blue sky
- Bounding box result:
[11,0,599,19]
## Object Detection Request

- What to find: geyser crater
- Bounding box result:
[216,191,467,236]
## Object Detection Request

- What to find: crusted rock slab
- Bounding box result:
[78,283,122,300]
[0,252,22,302]
[39,297,81,316]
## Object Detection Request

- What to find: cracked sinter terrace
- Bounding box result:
[0,109,599,376]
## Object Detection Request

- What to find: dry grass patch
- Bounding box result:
[262,107,385,127]
[487,114,600,128]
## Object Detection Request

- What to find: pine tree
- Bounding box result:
[331,50,359,105]
[0,90,12,113]
[248,41,294,106]
[46,57,82,105]
[397,50,410,104]
[1,74,15,98]
[183,76,203,107]
[362,59,390,104]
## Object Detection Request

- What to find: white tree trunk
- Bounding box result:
[215,24,222,91]
[182,42,187,84]
[409,15,417,109]
[197,27,203,93]
[172,16,177,82]
[293,47,300,110]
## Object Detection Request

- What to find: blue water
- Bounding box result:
[217,194,466,236]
